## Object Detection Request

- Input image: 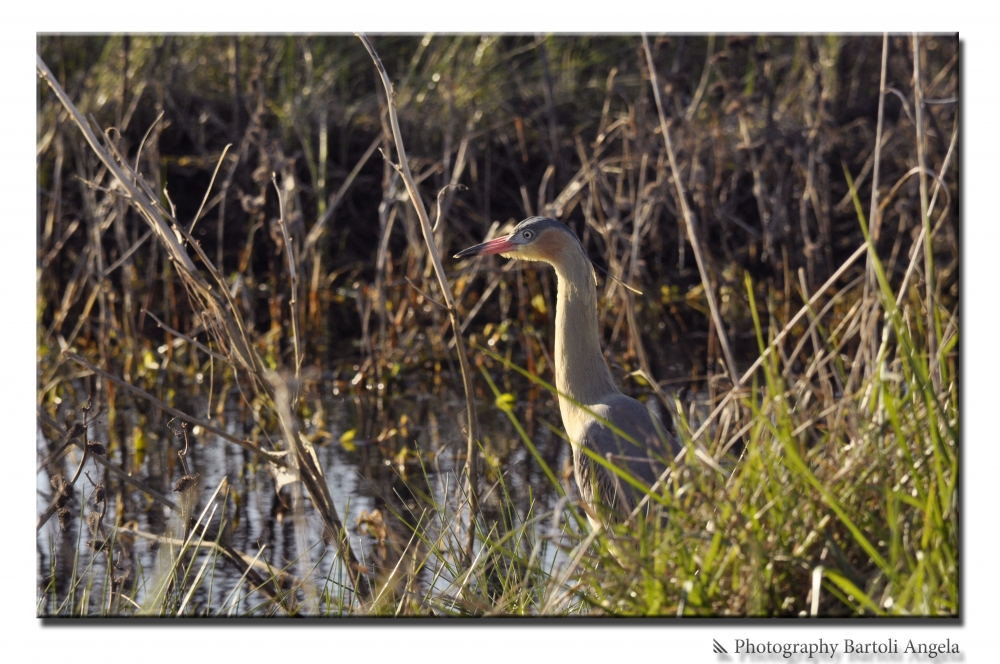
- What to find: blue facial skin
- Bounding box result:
[453,217,586,259]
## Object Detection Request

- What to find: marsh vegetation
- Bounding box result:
[36,34,958,616]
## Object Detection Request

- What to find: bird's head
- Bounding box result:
[453,217,584,265]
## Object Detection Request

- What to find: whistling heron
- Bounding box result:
[455,216,679,529]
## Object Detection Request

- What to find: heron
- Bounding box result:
[455,216,679,530]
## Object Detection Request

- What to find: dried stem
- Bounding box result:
[858,33,890,387]
[64,351,288,468]
[642,35,739,383]
[625,240,871,522]
[272,173,302,380]
[304,134,382,255]
[189,143,232,234]
[356,33,481,563]
[912,34,939,391]
[269,370,373,599]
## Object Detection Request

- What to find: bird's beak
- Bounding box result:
[453,234,516,259]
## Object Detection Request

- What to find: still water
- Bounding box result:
[36,323,710,615]
[36,380,589,615]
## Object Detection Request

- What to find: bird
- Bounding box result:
[455,216,679,531]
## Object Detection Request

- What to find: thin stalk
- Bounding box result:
[63,351,288,468]
[272,174,302,381]
[868,34,889,251]
[189,144,232,234]
[642,35,739,383]
[685,34,715,122]
[912,34,938,391]
[356,33,481,564]
[303,134,382,255]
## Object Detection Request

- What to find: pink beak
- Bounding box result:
[453,234,516,258]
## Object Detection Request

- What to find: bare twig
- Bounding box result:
[272,173,302,380]
[103,228,153,276]
[304,134,382,255]
[855,33,890,389]
[189,143,232,234]
[356,33,481,563]
[685,34,715,122]
[642,35,739,383]
[40,218,81,269]
[143,308,228,362]
[868,34,890,245]
[268,370,372,599]
[433,183,466,232]
[63,351,288,468]
[405,277,448,310]
[133,110,164,174]
[68,396,94,485]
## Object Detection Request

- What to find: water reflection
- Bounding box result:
[37,379,588,615]
[36,304,728,616]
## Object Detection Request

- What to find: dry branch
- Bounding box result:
[269,371,373,600]
[39,52,372,604]
[356,33,481,563]
[642,35,740,383]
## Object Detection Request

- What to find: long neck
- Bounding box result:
[553,247,618,407]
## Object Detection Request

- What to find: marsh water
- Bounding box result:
[37,333,709,615]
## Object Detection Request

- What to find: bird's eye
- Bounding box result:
[522,230,533,240]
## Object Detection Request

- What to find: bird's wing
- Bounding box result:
[575,395,679,519]
[593,395,679,475]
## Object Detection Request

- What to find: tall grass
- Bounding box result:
[37,34,957,616]
[41,250,957,617]
[465,237,957,616]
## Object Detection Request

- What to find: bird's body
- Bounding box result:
[456,217,679,529]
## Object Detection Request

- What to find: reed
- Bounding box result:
[36,34,957,616]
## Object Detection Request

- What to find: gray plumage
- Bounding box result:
[572,394,676,523]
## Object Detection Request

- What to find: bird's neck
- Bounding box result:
[552,248,618,408]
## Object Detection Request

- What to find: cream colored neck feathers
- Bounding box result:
[499,225,620,446]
